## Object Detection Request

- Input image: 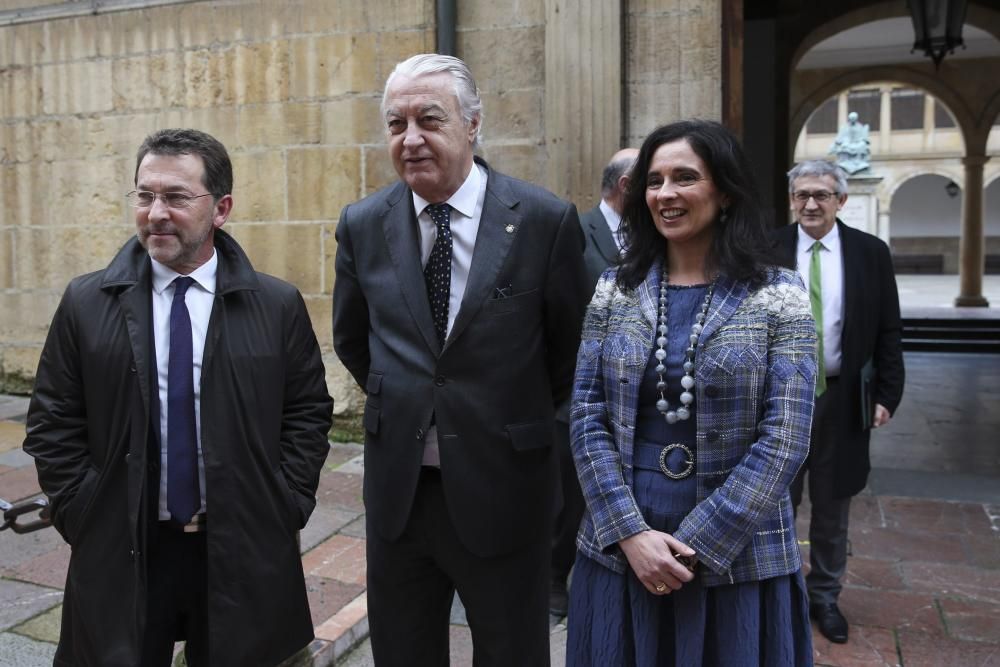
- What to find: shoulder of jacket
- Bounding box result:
[743,269,810,315]
[489,169,571,212]
[341,181,407,222]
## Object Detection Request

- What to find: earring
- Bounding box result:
[719,208,728,223]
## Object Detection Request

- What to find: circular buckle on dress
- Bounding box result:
[658,443,694,479]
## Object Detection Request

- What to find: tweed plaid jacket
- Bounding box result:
[571,259,817,586]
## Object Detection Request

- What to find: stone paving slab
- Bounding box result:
[812,624,899,667]
[0,580,62,632]
[0,631,57,667]
[0,421,26,454]
[896,629,1000,666]
[0,466,42,504]
[299,506,361,554]
[0,397,30,422]
[0,526,66,574]
[0,447,34,469]
[11,605,62,644]
[3,382,999,666]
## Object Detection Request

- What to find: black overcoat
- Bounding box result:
[23,230,333,666]
[774,219,905,496]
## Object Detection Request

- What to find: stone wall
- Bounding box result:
[0,0,724,407]
[626,0,722,148]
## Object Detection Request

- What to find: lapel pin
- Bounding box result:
[505,224,515,234]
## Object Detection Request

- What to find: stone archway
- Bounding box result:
[890,174,964,273]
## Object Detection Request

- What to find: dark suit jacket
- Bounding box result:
[332,158,588,557]
[579,204,619,293]
[773,219,905,497]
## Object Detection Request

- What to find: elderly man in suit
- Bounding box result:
[774,159,904,644]
[578,147,640,288]
[23,128,333,666]
[550,146,638,617]
[332,54,588,665]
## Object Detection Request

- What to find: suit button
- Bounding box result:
[620,377,628,384]
[706,430,720,442]
[416,428,424,440]
[705,385,720,398]
[434,376,446,386]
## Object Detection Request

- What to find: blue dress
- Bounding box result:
[567,284,813,666]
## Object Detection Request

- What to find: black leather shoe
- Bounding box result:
[549,579,569,617]
[810,603,848,643]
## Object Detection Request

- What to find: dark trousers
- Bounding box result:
[140,524,209,667]
[552,419,584,582]
[791,376,852,606]
[367,467,551,666]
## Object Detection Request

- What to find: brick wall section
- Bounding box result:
[626,0,722,148]
[0,0,726,410]
[0,0,436,408]
[456,0,547,185]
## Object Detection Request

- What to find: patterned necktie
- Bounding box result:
[424,203,453,348]
[167,276,200,524]
[809,241,827,397]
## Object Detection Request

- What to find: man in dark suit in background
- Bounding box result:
[332,54,588,666]
[550,146,638,617]
[775,159,904,644]
[578,147,640,288]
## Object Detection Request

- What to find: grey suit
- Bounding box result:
[333,157,588,663]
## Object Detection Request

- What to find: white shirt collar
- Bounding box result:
[412,162,481,220]
[151,249,218,295]
[598,199,621,231]
[797,222,840,254]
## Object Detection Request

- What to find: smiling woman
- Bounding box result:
[567,120,817,666]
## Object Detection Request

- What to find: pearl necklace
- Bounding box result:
[654,268,715,424]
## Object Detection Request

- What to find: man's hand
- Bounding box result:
[872,402,891,428]
[618,530,696,595]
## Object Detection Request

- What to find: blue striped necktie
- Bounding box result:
[167,276,200,524]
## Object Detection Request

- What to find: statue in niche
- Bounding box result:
[829,111,871,175]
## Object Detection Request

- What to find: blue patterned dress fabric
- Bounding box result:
[423,203,453,348]
[567,284,813,666]
[167,276,200,524]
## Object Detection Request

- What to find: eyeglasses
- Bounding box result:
[792,190,838,203]
[126,190,214,210]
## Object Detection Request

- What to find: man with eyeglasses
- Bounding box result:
[773,159,904,645]
[23,128,333,666]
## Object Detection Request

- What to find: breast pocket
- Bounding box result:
[601,337,646,429]
[484,288,541,316]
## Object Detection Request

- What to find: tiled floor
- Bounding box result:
[1,276,998,666]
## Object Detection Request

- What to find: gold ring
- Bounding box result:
[655,582,667,592]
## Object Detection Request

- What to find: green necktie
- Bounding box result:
[810,241,826,397]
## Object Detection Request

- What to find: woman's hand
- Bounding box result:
[618,530,697,595]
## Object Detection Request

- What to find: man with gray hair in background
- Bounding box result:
[774,159,904,645]
[333,54,588,665]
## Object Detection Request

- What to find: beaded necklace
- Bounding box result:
[654,267,715,424]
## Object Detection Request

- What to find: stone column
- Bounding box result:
[878,208,891,245]
[955,155,990,307]
[879,86,891,153]
[544,0,622,209]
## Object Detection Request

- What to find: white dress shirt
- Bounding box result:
[412,162,488,465]
[599,198,624,252]
[796,224,843,377]
[151,251,217,520]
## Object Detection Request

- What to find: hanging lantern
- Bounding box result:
[907,0,969,68]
